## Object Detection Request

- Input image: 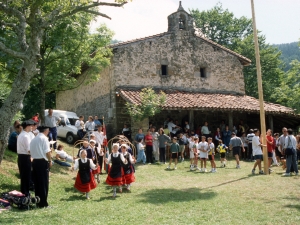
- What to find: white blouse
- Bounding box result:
[74,158,97,171]
[106,152,127,164]
[123,152,135,164]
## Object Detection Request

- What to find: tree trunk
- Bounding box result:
[38,53,46,125]
[0,61,37,164]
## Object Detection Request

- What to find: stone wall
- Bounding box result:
[112,31,245,95]
[56,66,117,138]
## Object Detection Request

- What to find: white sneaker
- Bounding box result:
[211,169,216,173]
[282,173,290,176]
[198,167,202,172]
[236,165,240,169]
[167,165,170,169]
[174,166,177,170]
[252,169,255,175]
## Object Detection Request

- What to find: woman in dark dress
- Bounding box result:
[105,143,128,197]
[121,144,136,191]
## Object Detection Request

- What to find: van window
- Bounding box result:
[68,118,76,126]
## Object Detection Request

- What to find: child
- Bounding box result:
[207,137,216,172]
[189,136,195,170]
[167,137,179,170]
[90,140,101,183]
[193,137,200,170]
[73,150,98,199]
[136,138,146,164]
[178,133,185,162]
[121,144,136,191]
[217,140,228,167]
[198,136,208,172]
[105,143,128,197]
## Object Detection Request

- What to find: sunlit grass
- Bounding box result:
[1,139,300,225]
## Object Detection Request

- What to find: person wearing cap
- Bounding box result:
[44,108,61,150]
[27,119,38,140]
[17,120,35,197]
[72,149,98,199]
[30,126,52,208]
[229,132,245,169]
[105,143,128,197]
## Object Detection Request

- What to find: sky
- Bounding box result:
[91,0,300,45]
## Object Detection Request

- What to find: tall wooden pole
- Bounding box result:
[250,0,268,174]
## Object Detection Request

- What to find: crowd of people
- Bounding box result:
[6,111,300,206]
[130,118,300,176]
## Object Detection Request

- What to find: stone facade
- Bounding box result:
[56,3,250,138]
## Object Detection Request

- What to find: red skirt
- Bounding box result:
[106,167,124,186]
[92,165,100,174]
[74,171,97,192]
[123,173,135,184]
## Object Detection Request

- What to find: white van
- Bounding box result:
[44,109,79,144]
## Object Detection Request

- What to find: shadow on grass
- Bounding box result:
[283,196,300,211]
[0,182,20,191]
[60,194,87,201]
[202,176,251,190]
[136,188,217,204]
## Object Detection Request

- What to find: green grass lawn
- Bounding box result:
[1,139,300,225]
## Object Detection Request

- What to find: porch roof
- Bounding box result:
[119,89,298,117]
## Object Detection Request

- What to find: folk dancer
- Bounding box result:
[73,149,98,199]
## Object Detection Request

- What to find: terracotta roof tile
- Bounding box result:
[119,89,296,116]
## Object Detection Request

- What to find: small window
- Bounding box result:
[200,67,206,78]
[161,65,168,76]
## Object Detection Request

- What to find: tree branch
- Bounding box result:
[84,10,111,19]
[0,41,28,60]
[0,3,26,23]
[44,1,127,26]
[0,20,17,30]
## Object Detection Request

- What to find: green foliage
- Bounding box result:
[273,59,300,113]
[190,3,252,50]
[273,41,300,71]
[190,4,285,103]
[125,88,166,122]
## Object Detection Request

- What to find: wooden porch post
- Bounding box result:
[189,110,194,130]
[228,111,233,130]
[268,115,274,131]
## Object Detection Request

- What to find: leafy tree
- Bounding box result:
[190,4,284,103]
[126,88,166,122]
[273,59,300,113]
[0,0,127,164]
[190,4,252,50]
[273,42,300,71]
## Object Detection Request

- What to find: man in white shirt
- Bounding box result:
[75,115,85,139]
[30,126,52,208]
[283,128,298,176]
[251,129,265,175]
[93,125,107,146]
[17,120,35,197]
[201,122,210,139]
[44,108,61,149]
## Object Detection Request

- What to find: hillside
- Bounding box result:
[274,41,300,71]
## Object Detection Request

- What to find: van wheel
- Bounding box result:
[66,133,74,144]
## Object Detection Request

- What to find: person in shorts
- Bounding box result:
[229,132,245,169]
[207,137,216,172]
[167,137,179,170]
[189,136,196,170]
[198,136,208,172]
[217,140,228,167]
[252,129,266,174]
